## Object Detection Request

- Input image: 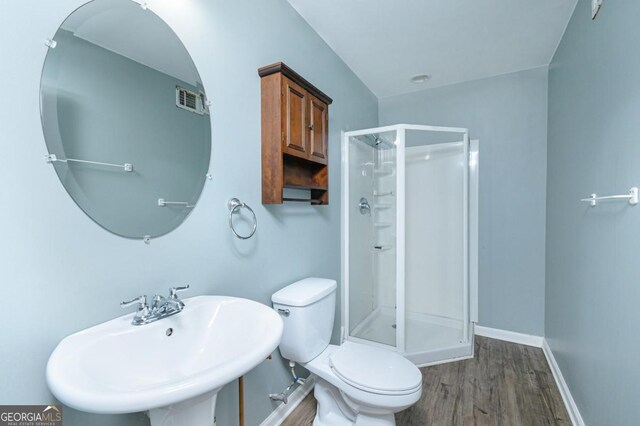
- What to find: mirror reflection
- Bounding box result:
[40,0,211,239]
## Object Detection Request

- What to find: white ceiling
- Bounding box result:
[287,0,577,98]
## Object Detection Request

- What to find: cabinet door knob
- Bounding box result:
[308,124,314,130]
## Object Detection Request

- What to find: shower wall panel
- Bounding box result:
[405,143,464,321]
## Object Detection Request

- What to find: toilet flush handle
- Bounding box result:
[277,308,290,317]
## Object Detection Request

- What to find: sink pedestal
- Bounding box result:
[148,389,220,426]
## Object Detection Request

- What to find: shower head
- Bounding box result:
[354,133,393,149]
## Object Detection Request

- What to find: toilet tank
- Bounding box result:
[272,278,337,363]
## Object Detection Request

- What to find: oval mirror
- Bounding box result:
[40,0,211,239]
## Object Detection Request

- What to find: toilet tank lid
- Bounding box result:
[272,278,337,307]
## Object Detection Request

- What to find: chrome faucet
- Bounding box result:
[120,285,190,325]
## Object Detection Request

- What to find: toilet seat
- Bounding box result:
[328,342,422,396]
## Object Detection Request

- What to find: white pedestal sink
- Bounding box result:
[47,296,283,426]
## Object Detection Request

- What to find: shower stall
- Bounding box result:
[341,124,478,366]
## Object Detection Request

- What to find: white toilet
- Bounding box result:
[272,277,422,426]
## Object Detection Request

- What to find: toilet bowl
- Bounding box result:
[272,278,422,425]
[305,342,422,425]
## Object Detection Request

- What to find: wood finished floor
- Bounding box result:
[282,336,571,426]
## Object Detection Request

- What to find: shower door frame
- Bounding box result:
[341,124,478,366]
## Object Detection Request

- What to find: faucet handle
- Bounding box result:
[169,285,190,299]
[120,295,148,309]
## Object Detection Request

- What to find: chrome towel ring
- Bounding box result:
[227,198,257,240]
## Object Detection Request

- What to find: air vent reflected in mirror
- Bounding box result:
[176,86,208,115]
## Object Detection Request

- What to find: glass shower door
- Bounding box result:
[347,130,398,348]
[402,129,468,360]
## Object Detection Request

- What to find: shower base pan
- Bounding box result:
[350,307,474,367]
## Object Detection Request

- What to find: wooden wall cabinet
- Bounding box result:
[259,62,332,205]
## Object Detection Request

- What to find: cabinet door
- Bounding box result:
[282,77,308,158]
[308,95,328,165]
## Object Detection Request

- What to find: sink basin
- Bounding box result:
[47,296,283,425]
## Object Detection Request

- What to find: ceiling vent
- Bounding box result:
[176,86,208,115]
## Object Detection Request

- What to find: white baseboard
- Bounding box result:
[260,375,316,426]
[474,325,544,348]
[542,339,585,426]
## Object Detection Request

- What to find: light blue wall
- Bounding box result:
[379,67,549,336]
[546,1,640,424]
[0,1,377,425]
